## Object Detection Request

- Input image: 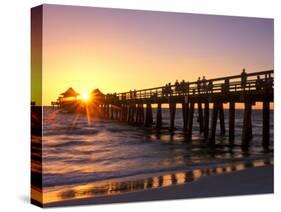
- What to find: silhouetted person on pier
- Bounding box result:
[197,77,201,94]
[265,74,273,90]
[256,75,262,91]
[202,76,207,93]
[129,90,133,99]
[163,83,171,96]
[51,101,56,108]
[179,80,184,94]
[185,81,190,95]
[133,89,137,99]
[223,79,230,93]
[180,80,189,95]
[207,81,213,94]
[162,86,166,96]
[175,80,180,93]
[241,68,247,91]
[168,83,173,95]
[122,93,126,100]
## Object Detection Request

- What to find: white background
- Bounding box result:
[0,0,280,211]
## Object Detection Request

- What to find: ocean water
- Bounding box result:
[40,106,273,201]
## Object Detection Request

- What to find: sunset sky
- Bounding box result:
[35,4,273,106]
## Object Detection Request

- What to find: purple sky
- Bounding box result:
[41,4,273,105]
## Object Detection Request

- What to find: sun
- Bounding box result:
[81,92,90,102]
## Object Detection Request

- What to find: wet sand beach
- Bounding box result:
[45,165,273,207]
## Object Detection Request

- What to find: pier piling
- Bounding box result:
[156,103,162,129]
[182,103,188,131]
[198,103,204,133]
[106,104,110,119]
[262,101,270,150]
[135,104,140,123]
[110,105,114,120]
[127,105,131,122]
[218,103,226,135]
[209,102,219,145]
[229,102,235,144]
[187,101,195,142]
[145,103,153,127]
[169,103,176,131]
[140,104,145,124]
[242,100,252,150]
[204,102,209,139]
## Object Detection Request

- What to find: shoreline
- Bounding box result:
[44,164,273,207]
[43,157,273,191]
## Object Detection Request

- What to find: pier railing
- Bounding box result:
[105,70,273,101]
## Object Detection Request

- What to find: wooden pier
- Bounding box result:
[101,70,273,150]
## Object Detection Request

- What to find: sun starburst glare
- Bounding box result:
[81,92,90,102]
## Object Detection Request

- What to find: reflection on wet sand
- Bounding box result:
[39,159,272,205]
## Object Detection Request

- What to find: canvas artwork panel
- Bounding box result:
[31,4,274,207]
